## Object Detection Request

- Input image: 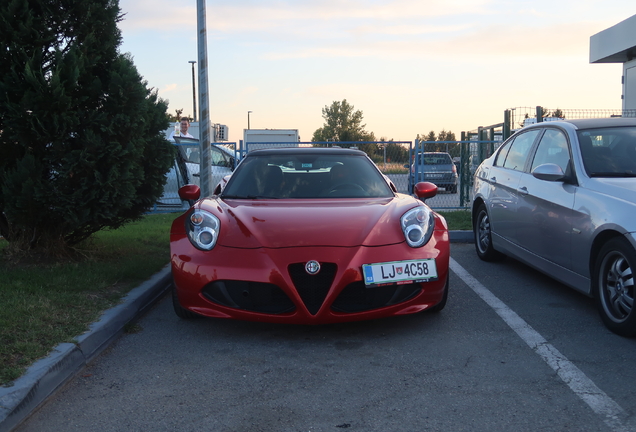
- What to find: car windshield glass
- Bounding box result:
[177,144,232,168]
[577,127,636,177]
[418,154,452,165]
[221,153,394,199]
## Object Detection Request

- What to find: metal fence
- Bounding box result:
[150,142,238,213]
[465,107,636,144]
[411,139,497,210]
[152,140,502,213]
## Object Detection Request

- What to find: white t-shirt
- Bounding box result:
[169,131,194,140]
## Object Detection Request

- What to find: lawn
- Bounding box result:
[437,210,472,230]
[0,213,175,386]
[0,209,471,387]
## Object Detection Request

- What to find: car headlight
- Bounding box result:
[185,209,220,251]
[401,205,435,248]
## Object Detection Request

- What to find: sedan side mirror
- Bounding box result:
[532,163,566,182]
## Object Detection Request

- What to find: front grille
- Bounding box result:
[331,281,422,313]
[202,281,295,314]
[288,262,337,315]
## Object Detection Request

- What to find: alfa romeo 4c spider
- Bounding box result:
[170,147,449,324]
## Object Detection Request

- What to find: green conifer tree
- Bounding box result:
[0,0,174,254]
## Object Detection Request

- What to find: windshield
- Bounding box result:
[222,153,394,199]
[417,154,452,165]
[577,127,636,177]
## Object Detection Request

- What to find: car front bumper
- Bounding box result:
[170,230,449,324]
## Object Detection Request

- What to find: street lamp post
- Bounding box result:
[248,111,252,129]
[188,60,197,122]
[197,0,211,196]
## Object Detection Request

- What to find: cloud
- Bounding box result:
[259,19,596,61]
[118,0,493,33]
[162,83,179,93]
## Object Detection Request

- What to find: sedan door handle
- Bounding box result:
[518,186,529,196]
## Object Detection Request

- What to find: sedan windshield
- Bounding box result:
[578,127,636,177]
[222,153,394,199]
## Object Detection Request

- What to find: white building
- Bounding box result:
[590,14,636,111]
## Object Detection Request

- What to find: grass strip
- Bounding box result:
[0,213,174,386]
[438,210,472,231]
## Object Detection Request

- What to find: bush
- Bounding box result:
[0,0,175,254]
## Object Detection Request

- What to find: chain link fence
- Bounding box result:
[507,107,636,131]
[151,142,239,213]
[152,140,500,212]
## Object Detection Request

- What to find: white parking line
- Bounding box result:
[450,258,632,432]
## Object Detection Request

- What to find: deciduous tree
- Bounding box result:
[312,100,376,143]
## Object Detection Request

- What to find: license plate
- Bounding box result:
[426,173,443,179]
[362,259,438,286]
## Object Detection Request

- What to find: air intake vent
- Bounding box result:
[288,263,337,315]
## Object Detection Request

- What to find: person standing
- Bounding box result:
[169,117,194,139]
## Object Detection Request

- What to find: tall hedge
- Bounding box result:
[0,0,174,252]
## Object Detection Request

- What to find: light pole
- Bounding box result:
[248,111,252,129]
[197,0,211,196]
[188,60,197,122]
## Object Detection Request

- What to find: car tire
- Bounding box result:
[172,285,200,319]
[449,185,457,194]
[473,203,504,262]
[427,273,449,313]
[593,237,636,337]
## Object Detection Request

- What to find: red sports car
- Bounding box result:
[170,147,450,324]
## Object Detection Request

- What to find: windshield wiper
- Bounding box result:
[221,194,279,199]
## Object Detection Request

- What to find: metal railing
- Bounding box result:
[152,139,503,213]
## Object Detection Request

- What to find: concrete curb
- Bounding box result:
[449,230,474,243]
[0,265,173,432]
[0,231,473,432]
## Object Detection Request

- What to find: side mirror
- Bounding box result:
[532,163,566,182]
[413,181,438,199]
[178,184,201,201]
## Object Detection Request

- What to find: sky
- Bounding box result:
[117,0,636,143]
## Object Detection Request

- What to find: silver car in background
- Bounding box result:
[472,118,636,336]
[157,140,238,210]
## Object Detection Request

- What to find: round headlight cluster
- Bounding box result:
[401,205,434,248]
[185,209,220,250]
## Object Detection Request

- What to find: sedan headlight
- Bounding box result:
[185,209,220,250]
[401,205,435,248]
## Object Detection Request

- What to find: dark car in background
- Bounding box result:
[472,117,636,336]
[408,152,458,193]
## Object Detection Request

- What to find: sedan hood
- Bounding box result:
[207,197,417,249]
[586,178,636,205]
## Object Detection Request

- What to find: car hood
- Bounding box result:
[204,197,419,249]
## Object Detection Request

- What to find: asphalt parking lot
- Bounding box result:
[13,243,636,432]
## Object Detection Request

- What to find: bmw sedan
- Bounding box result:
[472,118,636,336]
[170,147,450,324]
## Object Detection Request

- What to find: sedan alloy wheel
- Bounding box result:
[474,203,504,262]
[595,238,636,337]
